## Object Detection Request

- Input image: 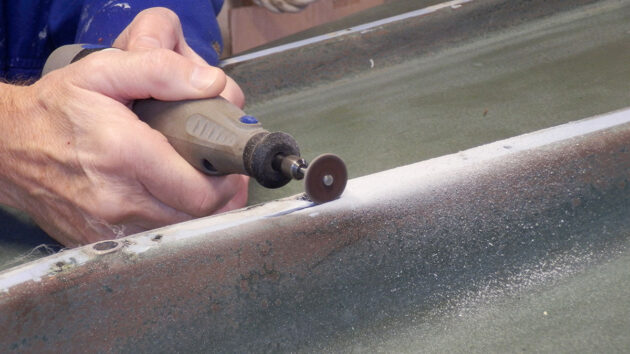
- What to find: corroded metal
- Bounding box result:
[1,109,629,351]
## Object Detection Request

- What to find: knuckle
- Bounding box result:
[190,190,219,217]
[33,73,66,110]
[188,175,243,216]
[141,7,179,23]
[140,47,170,67]
[81,51,112,74]
[87,192,127,224]
[89,126,135,172]
[133,7,181,41]
[98,127,126,157]
[155,7,180,26]
[39,66,78,99]
[139,48,176,83]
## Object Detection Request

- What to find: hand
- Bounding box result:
[112,8,249,215]
[113,7,246,108]
[253,0,319,13]
[0,8,249,246]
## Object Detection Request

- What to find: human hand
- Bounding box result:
[253,0,319,13]
[113,7,246,108]
[0,8,248,246]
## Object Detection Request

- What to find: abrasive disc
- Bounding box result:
[304,154,347,204]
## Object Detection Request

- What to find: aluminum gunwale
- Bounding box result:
[1,106,628,293]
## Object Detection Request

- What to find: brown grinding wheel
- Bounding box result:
[304,154,348,204]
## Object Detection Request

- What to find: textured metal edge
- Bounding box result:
[2,108,627,293]
[0,107,628,351]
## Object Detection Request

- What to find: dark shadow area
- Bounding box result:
[0,207,61,271]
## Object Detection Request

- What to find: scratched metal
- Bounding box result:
[0,109,629,351]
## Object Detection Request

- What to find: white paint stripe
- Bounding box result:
[124,199,310,255]
[0,252,90,293]
[220,0,473,66]
[343,107,630,203]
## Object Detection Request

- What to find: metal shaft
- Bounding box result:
[273,154,308,180]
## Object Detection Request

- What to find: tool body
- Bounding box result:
[43,44,347,203]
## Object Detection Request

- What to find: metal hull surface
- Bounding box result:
[1,0,630,351]
[1,108,629,351]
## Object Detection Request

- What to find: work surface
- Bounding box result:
[238,0,630,204]
[231,0,630,350]
[1,0,629,352]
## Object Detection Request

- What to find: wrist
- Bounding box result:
[0,82,40,210]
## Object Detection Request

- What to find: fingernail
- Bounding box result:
[133,35,162,49]
[190,66,218,91]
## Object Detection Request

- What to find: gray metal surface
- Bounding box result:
[235,0,630,204]
[0,107,628,352]
[1,0,629,352]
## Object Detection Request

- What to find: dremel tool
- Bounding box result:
[43,44,347,204]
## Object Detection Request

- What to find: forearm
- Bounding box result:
[0,82,64,212]
[0,82,35,210]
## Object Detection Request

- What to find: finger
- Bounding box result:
[76,165,196,240]
[254,0,281,13]
[114,190,195,230]
[273,0,304,13]
[113,8,180,50]
[177,41,210,66]
[288,0,318,7]
[67,49,227,102]
[220,76,246,108]
[214,175,250,214]
[257,0,303,13]
[113,7,209,66]
[128,123,243,217]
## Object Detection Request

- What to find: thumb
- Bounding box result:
[65,48,227,103]
[113,7,209,66]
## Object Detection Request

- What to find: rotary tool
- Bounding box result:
[43,44,347,204]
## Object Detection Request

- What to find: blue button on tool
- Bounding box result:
[81,44,108,49]
[240,115,259,124]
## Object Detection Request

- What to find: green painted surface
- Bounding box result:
[237,3,630,350]
[322,237,630,353]
[246,0,630,204]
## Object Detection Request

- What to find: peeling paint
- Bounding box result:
[0,251,90,293]
[112,2,131,9]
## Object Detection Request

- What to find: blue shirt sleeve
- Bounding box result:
[0,0,224,80]
[75,0,225,66]
[1,0,81,80]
